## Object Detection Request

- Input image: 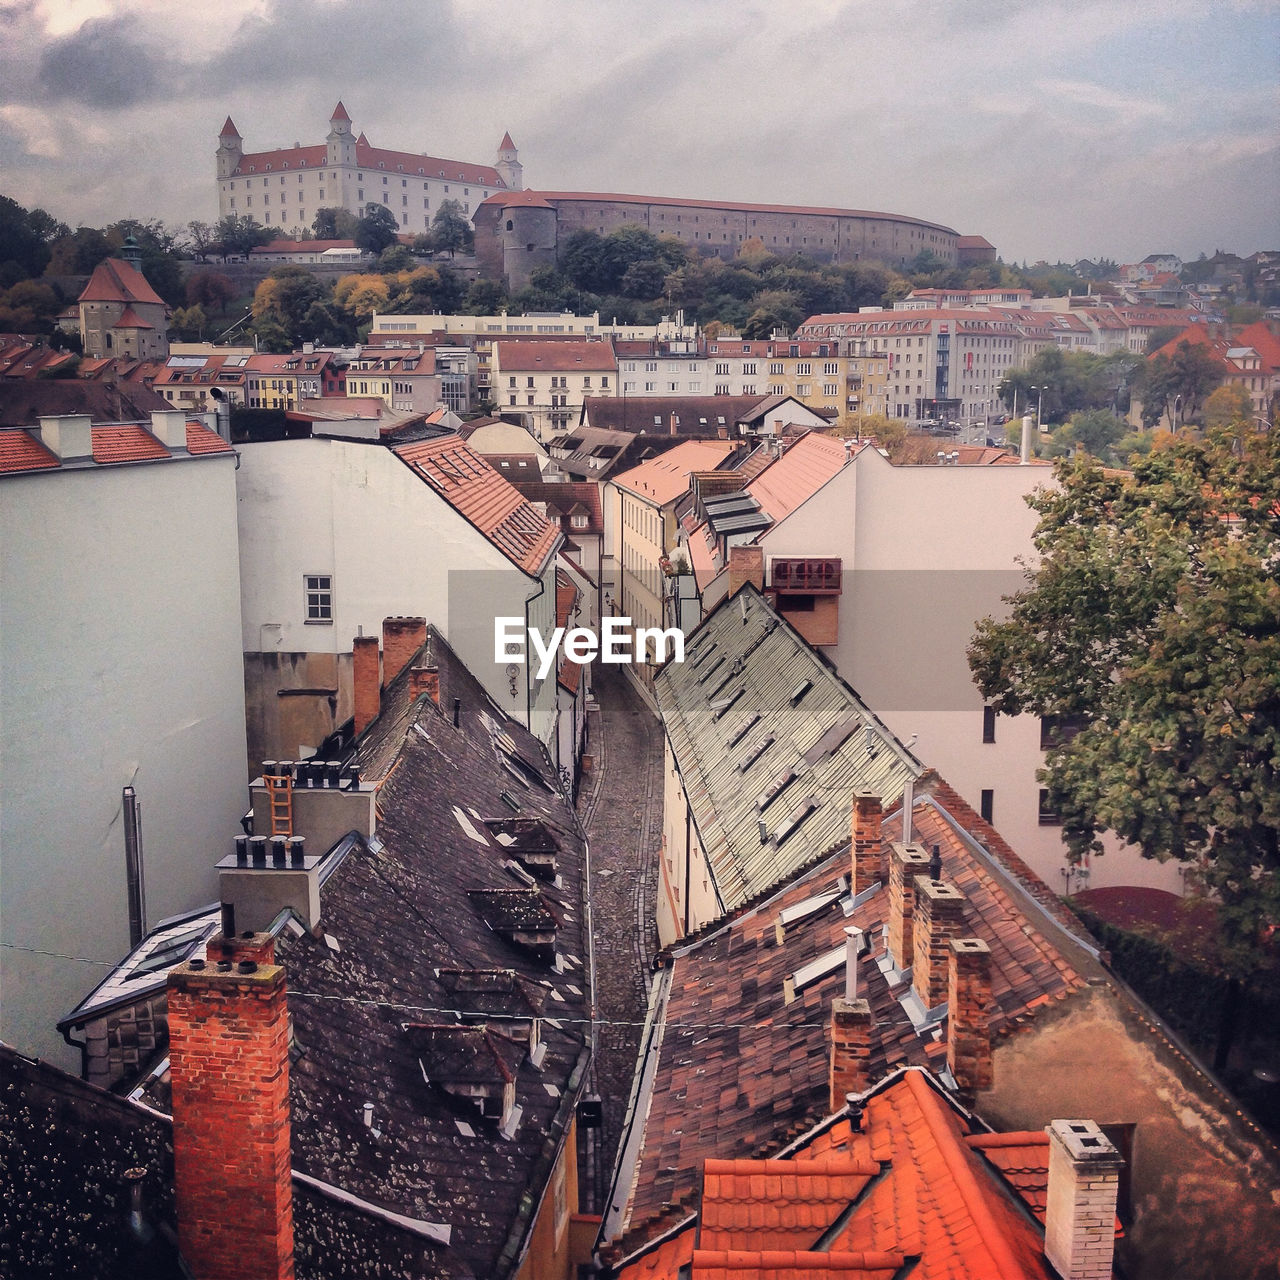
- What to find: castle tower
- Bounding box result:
[216,116,243,180]
[326,100,355,169]
[495,131,523,191]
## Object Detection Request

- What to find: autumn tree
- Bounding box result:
[968,430,1280,985]
[1137,339,1223,428]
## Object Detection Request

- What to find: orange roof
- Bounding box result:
[0,429,58,473]
[394,434,559,576]
[185,422,232,454]
[112,306,154,331]
[220,115,240,137]
[330,100,351,122]
[691,1252,902,1278]
[613,439,738,506]
[1234,320,1280,373]
[493,340,616,371]
[92,425,169,464]
[748,432,848,521]
[78,259,165,308]
[233,137,502,186]
[499,131,516,150]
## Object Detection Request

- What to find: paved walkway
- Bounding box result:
[577,664,663,1213]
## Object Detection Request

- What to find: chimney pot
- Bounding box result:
[887,842,931,972]
[829,996,873,1111]
[1044,1119,1122,1280]
[238,960,257,974]
[850,790,883,895]
[188,958,205,971]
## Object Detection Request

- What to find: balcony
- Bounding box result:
[769,557,842,594]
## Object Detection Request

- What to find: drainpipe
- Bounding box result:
[123,786,147,949]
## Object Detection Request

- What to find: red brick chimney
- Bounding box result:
[727,545,765,597]
[167,937,294,1280]
[828,996,873,1111]
[887,842,930,973]
[382,616,427,686]
[947,937,993,1094]
[850,791,883,895]
[911,877,968,1008]
[353,635,381,736]
[1044,1120,1123,1280]
[410,665,440,705]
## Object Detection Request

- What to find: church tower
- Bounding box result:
[326,101,356,169]
[495,132,524,191]
[216,116,243,180]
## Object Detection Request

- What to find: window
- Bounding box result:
[982,705,996,743]
[795,362,812,375]
[571,513,589,529]
[1038,789,1061,826]
[980,789,994,823]
[1040,714,1085,750]
[305,575,333,622]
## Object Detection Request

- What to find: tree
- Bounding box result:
[1202,384,1253,430]
[215,214,272,260]
[430,199,473,258]
[169,304,208,341]
[463,277,507,315]
[1059,409,1127,463]
[0,279,61,331]
[186,271,237,314]
[968,431,1280,986]
[187,221,217,263]
[313,207,359,240]
[1137,340,1223,428]
[252,266,330,340]
[377,244,415,272]
[0,196,57,279]
[355,204,401,256]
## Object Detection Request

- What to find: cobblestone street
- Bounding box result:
[577,664,662,1214]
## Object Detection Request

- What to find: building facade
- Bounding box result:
[77,253,169,361]
[216,102,520,234]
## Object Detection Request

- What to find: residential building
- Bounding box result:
[236,424,561,767]
[0,409,246,1069]
[0,374,169,427]
[217,102,519,233]
[1145,324,1272,420]
[152,352,251,413]
[492,339,617,438]
[607,439,738,692]
[32,624,594,1279]
[513,479,605,588]
[78,251,169,361]
[345,347,443,413]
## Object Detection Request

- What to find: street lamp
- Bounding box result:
[1030,384,1047,430]
[1172,394,1183,429]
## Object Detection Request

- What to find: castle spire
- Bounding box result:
[330,100,351,123]
[220,116,241,139]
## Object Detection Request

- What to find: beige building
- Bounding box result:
[77,253,168,361]
[216,102,520,235]
[491,339,616,437]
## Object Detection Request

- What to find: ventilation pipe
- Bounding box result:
[122,786,147,949]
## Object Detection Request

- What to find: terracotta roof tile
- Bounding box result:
[185,422,232,454]
[77,258,165,308]
[233,136,503,186]
[91,425,169,464]
[494,340,616,372]
[112,306,154,331]
[0,428,58,473]
[613,439,738,506]
[748,432,849,522]
[394,434,559,575]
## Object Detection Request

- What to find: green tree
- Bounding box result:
[0,196,57,279]
[169,304,208,341]
[215,214,272,260]
[0,279,61,331]
[430,199,473,258]
[1203,384,1253,430]
[355,204,401,256]
[463,277,507,315]
[377,243,415,272]
[252,265,330,340]
[312,207,359,240]
[1137,340,1223,428]
[186,271,237,314]
[968,431,1280,986]
[46,225,114,276]
[1059,409,1127,463]
[186,221,217,262]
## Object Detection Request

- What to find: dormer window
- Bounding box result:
[404,1023,524,1135]
[468,889,558,962]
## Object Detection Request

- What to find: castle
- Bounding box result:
[215,101,522,237]
[216,104,993,287]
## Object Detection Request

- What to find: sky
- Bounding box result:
[1,0,1277,266]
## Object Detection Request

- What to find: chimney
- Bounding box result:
[727,545,765,597]
[828,996,873,1111]
[167,939,294,1280]
[911,876,968,1008]
[850,790,883,895]
[1020,412,1034,464]
[1044,1120,1123,1280]
[149,409,190,452]
[946,938,992,1094]
[887,842,931,973]
[410,665,440,705]
[669,410,678,436]
[381,616,427,686]
[353,634,381,736]
[36,413,94,462]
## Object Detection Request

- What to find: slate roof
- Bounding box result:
[609,1070,1064,1280]
[0,379,169,427]
[654,587,921,913]
[394,433,561,576]
[514,479,605,533]
[584,396,764,436]
[132,629,591,1278]
[610,759,1096,1235]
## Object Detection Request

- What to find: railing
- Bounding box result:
[769,558,842,594]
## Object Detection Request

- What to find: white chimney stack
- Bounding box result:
[1044,1119,1122,1280]
[1020,412,1035,465]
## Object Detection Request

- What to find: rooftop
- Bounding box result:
[612,438,739,506]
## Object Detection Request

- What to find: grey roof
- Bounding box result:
[655,586,921,912]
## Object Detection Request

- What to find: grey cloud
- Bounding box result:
[37,14,172,108]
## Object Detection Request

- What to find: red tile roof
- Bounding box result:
[493,340,616,371]
[77,259,165,308]
[394,434,559,575]
[330,100,351,122]
[185,422,232,454]
[220,115,240,137]
[91,425,169,464]
[748,432,848,521]
[112,306,154,331]
[612,439,738,505]
[252,239,358,254]
[499,131,516,151]
[0,429,58,473]
[233,137,502,186]
[512,480,604,533]
[1234,320,1280,373]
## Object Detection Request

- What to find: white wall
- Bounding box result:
[236,438,556,740]
[759,451,1181,894]
[0,456,248,1069]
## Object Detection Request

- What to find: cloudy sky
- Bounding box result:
[2,0,1276,265]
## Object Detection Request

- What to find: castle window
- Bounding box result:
[506,219,513,230]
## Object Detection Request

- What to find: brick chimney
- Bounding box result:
[911,877,968,1008]
[410,665,440,705]
[828,996,873,1111]
[727,545,764,597]
[850,790,883,895]
[167,938,294,1280]
[946,937,992,1094]
[353,634,381,736]
[887,842,930,973]
[382,616,427,686]
[1044,1120,1123,1280]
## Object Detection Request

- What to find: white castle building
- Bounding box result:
[215,101,522,235]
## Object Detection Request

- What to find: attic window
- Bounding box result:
[738,733,775,771]
[775,796,819,845]
[789,679,813,705]
[727,713,761,749]
[757,769,796,812]
[711,688,745,720]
